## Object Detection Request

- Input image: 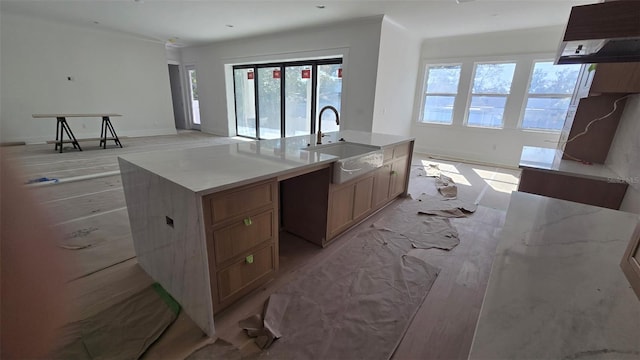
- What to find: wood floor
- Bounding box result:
[2,132,521,359]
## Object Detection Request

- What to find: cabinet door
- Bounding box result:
[389,157,409,198]
[621,224,640,301]
[372,164,392,208]
[328,183,355,237]
[353,176,374,220]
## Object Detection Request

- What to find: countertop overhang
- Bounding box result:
[118,130,414,195]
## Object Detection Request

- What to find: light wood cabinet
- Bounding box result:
[203,179,279,313]
[372,164,392,208]
[327,174,374,239]
[353,176,374,220]
[328,180,357,237]
[326,141,413,242]
[390,157,409,198]
[375,142,411,203]
[621,224,640,301]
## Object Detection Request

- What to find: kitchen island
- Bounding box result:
[469,191,640,359]
[118,130,414,336]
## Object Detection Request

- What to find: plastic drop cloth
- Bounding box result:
[54,284,179,360]
[249,228,439,360]
[435,174,457,198]
[372,197,465,251]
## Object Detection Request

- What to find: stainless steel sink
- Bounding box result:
[304,142,384,183]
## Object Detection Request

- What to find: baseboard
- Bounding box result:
[413,146,519,170]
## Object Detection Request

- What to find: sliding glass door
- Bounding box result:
[317,63,342,133]
[234,68,257,138]
[234,58,342,140]
[285,65,313,137]
[257,67,282,139]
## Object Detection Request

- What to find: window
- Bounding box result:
[521,61,581,131]
[467,62,516,128]
[420,64,461,124]
[233,58,342,140]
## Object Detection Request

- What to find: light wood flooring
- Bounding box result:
[2,132,521,359]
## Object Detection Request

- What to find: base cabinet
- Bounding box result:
[326,141,412,242]
[203,179,279,313]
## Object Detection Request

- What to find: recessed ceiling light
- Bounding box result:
[316,5,326,9]
[226,24,234,28]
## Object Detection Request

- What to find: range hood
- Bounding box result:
[556,1,640,64]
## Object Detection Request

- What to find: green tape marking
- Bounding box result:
[152,283,181,315]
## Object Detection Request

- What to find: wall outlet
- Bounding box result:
[67,76,75,81]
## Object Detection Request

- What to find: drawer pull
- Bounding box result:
[243,217,252,226]
[390,170,397,176]
[245,255,254,264]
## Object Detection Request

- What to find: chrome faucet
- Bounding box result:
[317,105,340,144]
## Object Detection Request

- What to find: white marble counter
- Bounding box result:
[118,130,413,195]
[469,191,640,360]
[519,146,626,182]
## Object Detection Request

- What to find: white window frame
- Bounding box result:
[418,63,462,125]
[464,60,517,129]
[518,59,580,132]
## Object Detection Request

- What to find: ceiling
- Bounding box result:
[0,0,597,47]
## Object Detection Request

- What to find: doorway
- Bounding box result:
[168,64,187,130]
[185,65,201,130]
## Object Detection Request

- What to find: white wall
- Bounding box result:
[0,12,176,144]
[411,26,568,168]
[180,16,383,136]
[371,17,421,137]
[165,47,182,64]
[606,94,640,214]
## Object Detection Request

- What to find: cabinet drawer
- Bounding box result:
[393,143,410,159]
[213,210,274,266]
[206,180,275,224]
[217,244,275,303]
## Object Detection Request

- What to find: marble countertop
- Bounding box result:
[469,191,640,360]
[519,146,626,182]
[118,130,413,195]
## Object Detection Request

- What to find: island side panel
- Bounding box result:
[118,158,215,336]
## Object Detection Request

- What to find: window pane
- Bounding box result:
[317,64,342,133]
[468,96,507,128]
[426,65,461,94]
[284,66,313,137]
[472,63,516,94]
[529,62,581,94]
[257,67,281,139]
[422,95,454,124]
[234,69,256,138]
[522,97,571,131]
